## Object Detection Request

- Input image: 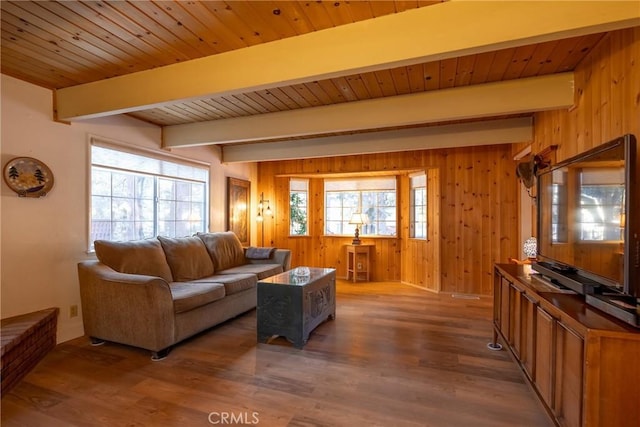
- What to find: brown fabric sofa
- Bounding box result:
[77,231,290,360]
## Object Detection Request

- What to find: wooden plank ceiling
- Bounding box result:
[0,1,617,146]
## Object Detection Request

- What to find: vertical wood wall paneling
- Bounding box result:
[532,27,639,290]
[535,28,640,162]
[258,144,518,295]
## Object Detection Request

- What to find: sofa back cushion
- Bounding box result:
[157,236,215,281]
[196,232,245,271]
[94,239,173,283]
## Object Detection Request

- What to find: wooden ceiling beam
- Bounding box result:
[162,73,573,147]
[54,1,639,121]
[219,118,533,163]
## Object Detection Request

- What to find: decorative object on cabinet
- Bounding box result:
[3,157,54,197]
[227,177,250,246]
[349,212,364,245]
[522,236,537,259]
[508,237,538,265]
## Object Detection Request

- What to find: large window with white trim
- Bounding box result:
[324,177,397,236]
[90,141,209,250]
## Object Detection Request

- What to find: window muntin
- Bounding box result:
[290,178,309,236]
[324,178,397,236]
[90,143,208,250]
[410,174,427,239]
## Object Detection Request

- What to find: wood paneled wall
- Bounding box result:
[533,27,639,161]
[256,28,638,296]
[257,144,518,295]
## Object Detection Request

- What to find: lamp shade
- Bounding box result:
[523,237,537,258]
[349,213,365,225]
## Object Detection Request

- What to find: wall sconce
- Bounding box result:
[256,192,273,246]
[349,212,364,245]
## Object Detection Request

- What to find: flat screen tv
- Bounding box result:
[534,134,639,305]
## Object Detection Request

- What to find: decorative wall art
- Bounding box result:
[227,177,250,246]
[3,157,54,197]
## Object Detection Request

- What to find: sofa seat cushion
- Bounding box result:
[158,236,214,281]
[196,232,246,271]
[218,264,283,280]
[94,239,173,283]
[169,282,225,314]
[189,273,257,296]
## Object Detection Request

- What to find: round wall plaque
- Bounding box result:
[3,157,54,197]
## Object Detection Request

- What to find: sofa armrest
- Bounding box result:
[77,261,176,351]
[272,249,291,271]
[245,249,291,271]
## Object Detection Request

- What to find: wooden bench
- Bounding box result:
[1,307,59,396]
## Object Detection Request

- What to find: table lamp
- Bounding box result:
[349,213,364,245]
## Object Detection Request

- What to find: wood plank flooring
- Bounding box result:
[1,281,552,427]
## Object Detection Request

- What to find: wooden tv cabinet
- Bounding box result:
[492,264,640,427]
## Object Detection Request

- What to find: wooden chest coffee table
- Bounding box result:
[257,267,336,348]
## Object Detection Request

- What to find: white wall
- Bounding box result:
[0,75,256,343]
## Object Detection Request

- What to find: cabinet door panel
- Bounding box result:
[500,278,511,339]
[509,284,523,355]
[535,306,556,408]
[521,294,537,380]
[555,322,584,427]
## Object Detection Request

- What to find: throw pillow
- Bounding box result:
[196,231,246,271]
[94,239,173,283]
[157,236,215,281]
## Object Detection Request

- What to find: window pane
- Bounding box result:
[112,173,134,198]
[135,176,155,200]
[112,221,134,241]
[92,195,112,220]
[91,220,111,242]
[176,181,191,201]
[158,201,175,221]
[136,199,155,222]
[158,179,175,200]
[113,198,134,221]
[326,206,343,221]
[135,221,155,240]
[92,170,111,196]
[158,220,175,237]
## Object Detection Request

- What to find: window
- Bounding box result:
[290,178,308,235]
[578,168,624,241]
[90,141,209,250]
[410,174,427,239]
[324,177,397,236]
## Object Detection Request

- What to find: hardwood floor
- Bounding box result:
[1,281,552,427]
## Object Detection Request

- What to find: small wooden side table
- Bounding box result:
[346,244,373,282]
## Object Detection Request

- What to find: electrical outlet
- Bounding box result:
[70,305,78,318]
